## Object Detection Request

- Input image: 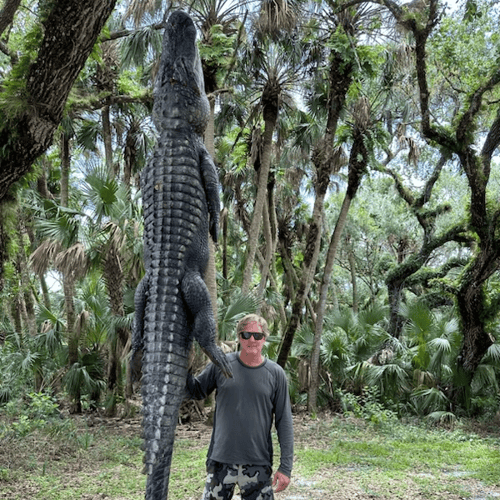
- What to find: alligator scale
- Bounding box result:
[132,11,232,500]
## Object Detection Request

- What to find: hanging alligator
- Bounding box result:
[131,10,233,500]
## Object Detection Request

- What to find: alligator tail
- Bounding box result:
[140,270,191,500]
[142,353,186,500]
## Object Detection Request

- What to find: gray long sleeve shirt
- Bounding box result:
[186,352,294,477]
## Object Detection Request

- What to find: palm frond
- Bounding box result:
[21,349,41,373]
[347,360,372,386]
[367,361,411,394]
[54,243,88,278]
[329,307,358,337]
[35,205,82,245]
[75,119,100,152]
[427,336,453,376]
[320,328,351,373]
[358,303,389,327]
[30,239,62,275]
[472,364,499,393]
[120,25,163,69]
[290,323,315,358]
[217,292,260,340]
[481,343,500,365]
[83,165,120,223]
[426,410,456,426]
[124,0,165,26]
[411,387,449,414]
[256,0,300,37]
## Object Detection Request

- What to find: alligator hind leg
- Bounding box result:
[181,270,233,378]
[131,272,150,379]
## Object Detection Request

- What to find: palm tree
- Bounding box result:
[276,2,369,370]
[307,95,373,412]
[237,39,302,294]
[30,232,89,412]
[82,163,143,413]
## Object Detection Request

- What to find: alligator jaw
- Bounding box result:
[156,11,205,98]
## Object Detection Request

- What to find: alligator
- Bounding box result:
[131,10,233,500]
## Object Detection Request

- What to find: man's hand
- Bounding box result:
[272,471,290,493]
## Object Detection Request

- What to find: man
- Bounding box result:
[185,314,294,500]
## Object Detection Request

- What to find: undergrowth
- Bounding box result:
[1,399,499,499]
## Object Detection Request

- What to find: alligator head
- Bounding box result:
[153,10,210,136]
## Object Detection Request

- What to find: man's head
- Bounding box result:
[236,314,268,358]
[237,314,269,339]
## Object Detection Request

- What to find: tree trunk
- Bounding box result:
[308,124,368,414]
[64,274,81,413]
[204,96,219,325]
[104,245,128,416]
[11,296,22,336]
[102,105,114,172]
[0,0,22,38]
[60,133,70,208]
[123,124,137,190]
[348,245,358,314]
[276,47,354,369]
[257,194,276,301]
[16,218,37,337]
[452,247,498,406]
[0,0,117,202]
[308,193,354,413]
[387,280,405,338]
[275,150,337,368]
[241,107,277,294]
[221,208,228,281]
[39,273,52,311]
[60,133,81,412]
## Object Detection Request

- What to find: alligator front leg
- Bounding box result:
[199,146,220,242]
[182,270,232,378]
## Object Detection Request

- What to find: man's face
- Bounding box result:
[239,330,266,356]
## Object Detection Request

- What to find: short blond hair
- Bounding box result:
[236,314,270,338]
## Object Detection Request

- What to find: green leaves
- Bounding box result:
[217,292,261,341]
[83,165,120,222]
[120,25,162,70]
[198,24,236,69]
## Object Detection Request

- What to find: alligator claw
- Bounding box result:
[130,348,143,383]
[202,345,233,378]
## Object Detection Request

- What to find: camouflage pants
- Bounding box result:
[202,459,274,500]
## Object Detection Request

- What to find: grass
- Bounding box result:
[0,409,499,499]
[289,416,500,498]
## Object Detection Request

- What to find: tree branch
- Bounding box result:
[0,0,21,39]
[481,106,500,161]
[100,23,164,42]
[415,151,449,207]
[457,68,500,149]
[0,38,16,63]
[69,92,153,113]
[383,166,415,206]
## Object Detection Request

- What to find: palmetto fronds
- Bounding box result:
[255,0,300,37]
[124,0,167,25]
[217,291,261,340]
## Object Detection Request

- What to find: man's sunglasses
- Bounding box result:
[240,331,265,341]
